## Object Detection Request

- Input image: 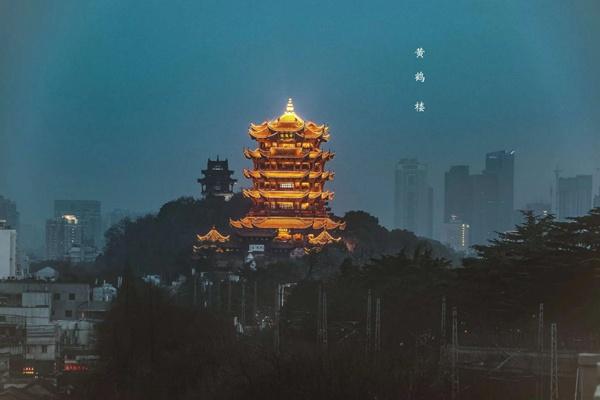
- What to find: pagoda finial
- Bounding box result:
[286,98,294,113]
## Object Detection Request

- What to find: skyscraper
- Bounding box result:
[54,200,102,250]
[0,196,19,230]
[443,150,515,246]
[484,150,515,232]
[557,175,592,219]
[45,215,83,261]
[0,220,17,278]
[444,165,472,223]
[394,159,433,238]
[443,215,470,253]
[470,172,499,245]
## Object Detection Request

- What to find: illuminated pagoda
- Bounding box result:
[230,99,345,251]
[194,226,232,254]
[198,157,237,201]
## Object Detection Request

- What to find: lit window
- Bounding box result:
[280,183,293,189]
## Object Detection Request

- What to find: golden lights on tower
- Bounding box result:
[230,99,345,247]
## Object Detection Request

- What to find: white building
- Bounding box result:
[0,221,17,278]
[443,215,470,253]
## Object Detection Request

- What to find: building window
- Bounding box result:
[41,345,48,353]
[68,293,75,300]
[65,310,73,318]
[280,182,293,189]
[53,293,60,301]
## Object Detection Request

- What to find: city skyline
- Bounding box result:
[1,0,600,237]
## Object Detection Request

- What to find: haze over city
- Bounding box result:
[2,0,600,238]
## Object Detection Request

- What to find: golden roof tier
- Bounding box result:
[196,226,230,243]
[230,216,345,231]
[193,226,232,254]
[231,99,344,249]
[249,99,330,140]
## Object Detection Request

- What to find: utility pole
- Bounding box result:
[440,297,447,354]
[241,283,246,326]
[366,289,372,356]
[317,283,323,344]
[227,278,232,313]
[550,322,558,400]
[451,306,459,400]
[322,289,328,348]
[374,297,381,353]
[253,281,258,324]
[192,268,197,306]
[274,284,282,354]
[536,303,544,400]
[574,367,583,400]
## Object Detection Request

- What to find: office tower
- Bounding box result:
[443,215,470,253]
[0,196,19,230]
[0,220,17,278]
[444,165,472,223]
[45,215,83,261]
[54,200,102,249]
[484,150,515,232]
[198,157,237,201]
[394,159,433,238]
[444,150,515,246]
[557,175,592,219]
[470,172,499,245]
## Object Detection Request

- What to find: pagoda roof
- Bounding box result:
[244,147,334,161]
[242,189,334,201]
[307,229,342,246]
[230,216,346,230]
[248,99,329,140]
[196,226,230,243]
[243,169,334,180]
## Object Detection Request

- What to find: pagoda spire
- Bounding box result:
[286,98,294,113]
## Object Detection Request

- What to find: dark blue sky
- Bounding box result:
[1,0,599,237]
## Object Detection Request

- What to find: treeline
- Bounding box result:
[77,209,600,399]
[96,195,457,279]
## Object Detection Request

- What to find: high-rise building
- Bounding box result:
[444,165,472,223]
[557,175,592,219]
[54,200,102,250]
[198,157,237,201]
[45,215,83,261]
[594,187,600,209]
[484,150,515,232]
[0,220,17,278]
[443,150,515,246]
[0,196,19,230]
[443,215,470,253]
[394,159,433,238]
[470,172,499,245]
